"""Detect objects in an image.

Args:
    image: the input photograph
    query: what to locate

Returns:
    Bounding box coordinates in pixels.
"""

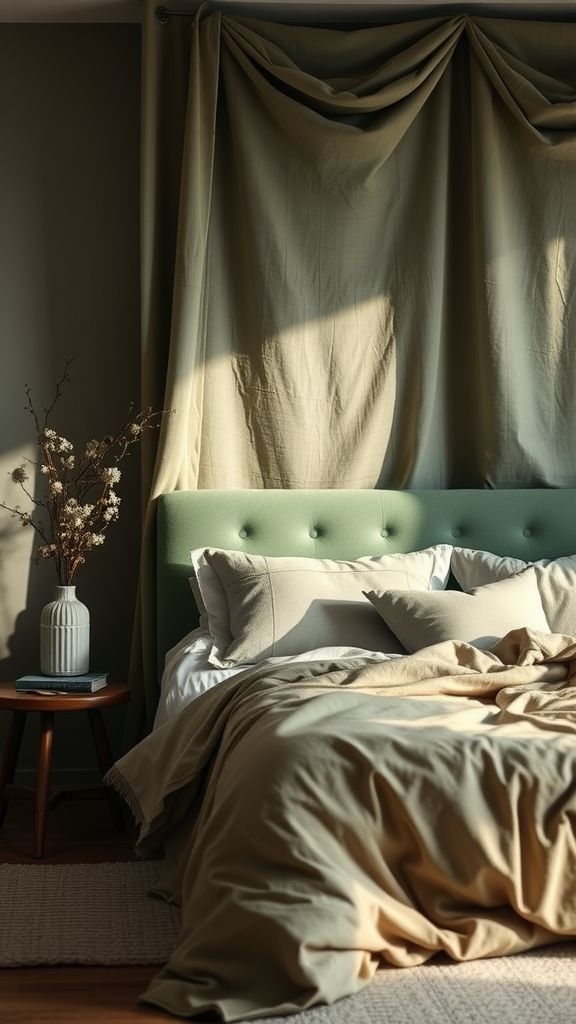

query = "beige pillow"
[364,567,551,653]
[451,548,576,636]
[191,545,453,667]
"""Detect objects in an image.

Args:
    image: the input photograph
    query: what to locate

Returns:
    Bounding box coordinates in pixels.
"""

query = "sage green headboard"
[155,488,576,682]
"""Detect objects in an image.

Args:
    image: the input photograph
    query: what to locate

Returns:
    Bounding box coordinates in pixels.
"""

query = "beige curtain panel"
[128,2,576,739]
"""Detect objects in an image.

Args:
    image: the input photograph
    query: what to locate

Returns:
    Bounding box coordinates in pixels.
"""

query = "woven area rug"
[2,862,576,1024]
[254,944,576,1024]
[0,860,181,967]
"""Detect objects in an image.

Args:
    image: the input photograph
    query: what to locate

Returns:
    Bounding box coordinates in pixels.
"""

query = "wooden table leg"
[35,710,54,858]
[0,710,27,827]
[87,707,125,830]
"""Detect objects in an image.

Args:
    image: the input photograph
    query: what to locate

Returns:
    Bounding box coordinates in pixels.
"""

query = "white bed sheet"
[153,627,400,730]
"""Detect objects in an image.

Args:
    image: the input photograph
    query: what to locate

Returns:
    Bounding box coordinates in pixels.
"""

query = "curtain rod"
[153,3,460,25]
[155,5,200,22]
[155,3,576,27]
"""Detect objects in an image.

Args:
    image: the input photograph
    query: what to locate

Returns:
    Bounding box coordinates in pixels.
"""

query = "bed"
[107,488,576,1021]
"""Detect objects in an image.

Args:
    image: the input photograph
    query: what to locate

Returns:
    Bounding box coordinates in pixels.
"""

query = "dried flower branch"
[1,357,171,585]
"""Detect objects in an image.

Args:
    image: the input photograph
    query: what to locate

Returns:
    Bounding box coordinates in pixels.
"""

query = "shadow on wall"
[0,608,42,683]
[0,518,41,678]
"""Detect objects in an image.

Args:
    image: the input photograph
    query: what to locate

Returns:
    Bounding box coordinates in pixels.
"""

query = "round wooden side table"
[0,681,130,858]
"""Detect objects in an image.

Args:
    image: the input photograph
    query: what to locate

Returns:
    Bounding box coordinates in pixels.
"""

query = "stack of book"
[16,672,109,693]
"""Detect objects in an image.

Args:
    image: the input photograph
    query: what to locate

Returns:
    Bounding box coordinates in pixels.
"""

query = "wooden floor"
[0,797,175,1024]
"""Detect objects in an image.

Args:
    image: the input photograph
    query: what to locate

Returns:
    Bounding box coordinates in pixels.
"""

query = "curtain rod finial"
[155,5,170,24]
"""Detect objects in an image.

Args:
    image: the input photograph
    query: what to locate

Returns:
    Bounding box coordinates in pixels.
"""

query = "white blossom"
[0,364,169,584]
[42,428,57,451]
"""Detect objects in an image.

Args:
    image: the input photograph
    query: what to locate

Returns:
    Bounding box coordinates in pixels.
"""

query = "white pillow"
[191,545,453,667]
[451,548,576,636]
[188,575,210,632]
[364,567,551,653]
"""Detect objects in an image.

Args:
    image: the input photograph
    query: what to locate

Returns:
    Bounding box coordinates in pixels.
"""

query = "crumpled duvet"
[106,628,576,1021]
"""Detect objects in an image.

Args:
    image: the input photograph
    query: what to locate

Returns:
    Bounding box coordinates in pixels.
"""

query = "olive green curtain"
[128,2,576,739]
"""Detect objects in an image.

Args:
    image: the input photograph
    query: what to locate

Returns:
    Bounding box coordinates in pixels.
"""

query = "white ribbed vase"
[40,585,90,676]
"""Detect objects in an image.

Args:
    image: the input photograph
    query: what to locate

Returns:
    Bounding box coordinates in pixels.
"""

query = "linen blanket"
[107,629,576,1021]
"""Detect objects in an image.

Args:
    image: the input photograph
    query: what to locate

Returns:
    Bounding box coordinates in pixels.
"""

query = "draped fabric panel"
[127,2,576,740]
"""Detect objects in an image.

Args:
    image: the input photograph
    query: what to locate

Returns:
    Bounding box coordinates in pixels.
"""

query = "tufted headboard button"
[523,527,532,538]
[309,528,319,539]
[238,527,249,540]
[451,527,462,539]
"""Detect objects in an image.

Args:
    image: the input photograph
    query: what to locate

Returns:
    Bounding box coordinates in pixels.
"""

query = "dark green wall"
[0,24,142,785]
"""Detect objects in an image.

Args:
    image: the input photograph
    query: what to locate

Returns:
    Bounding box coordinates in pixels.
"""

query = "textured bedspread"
[107,629,576,1021]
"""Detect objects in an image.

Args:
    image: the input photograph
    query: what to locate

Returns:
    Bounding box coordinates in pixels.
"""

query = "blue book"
[16,672,109,693]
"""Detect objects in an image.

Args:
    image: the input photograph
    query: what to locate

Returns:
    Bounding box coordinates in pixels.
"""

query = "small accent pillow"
[190,545,453,667]
[364,567,551,653]
[451,548,576,637]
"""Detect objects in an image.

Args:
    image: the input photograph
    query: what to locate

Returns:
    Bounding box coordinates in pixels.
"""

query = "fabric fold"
[467,18,576,142]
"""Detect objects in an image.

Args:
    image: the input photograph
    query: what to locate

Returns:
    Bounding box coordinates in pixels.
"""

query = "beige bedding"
[107,629,576,1021]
